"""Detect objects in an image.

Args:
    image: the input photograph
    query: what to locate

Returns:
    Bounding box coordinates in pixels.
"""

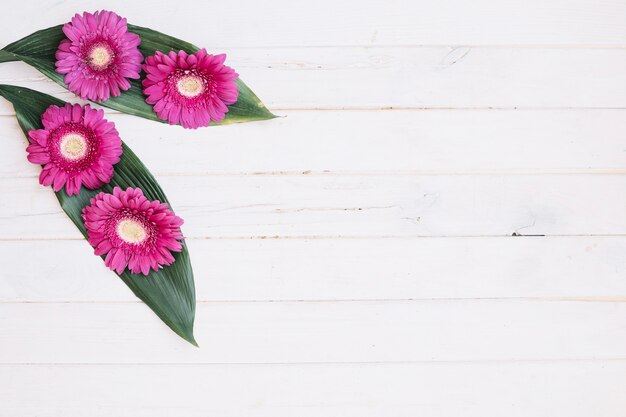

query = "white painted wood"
[2,300,626,363]
[1,47,625,112]
[0,1,624,415]
[0,174,624,239]
[1,237,626,302]
[1,0,625,47]
[2,361,624,417]
[2,110,626,178]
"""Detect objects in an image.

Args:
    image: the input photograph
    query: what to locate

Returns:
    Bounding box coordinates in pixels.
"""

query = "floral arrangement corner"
[0,9,277,344]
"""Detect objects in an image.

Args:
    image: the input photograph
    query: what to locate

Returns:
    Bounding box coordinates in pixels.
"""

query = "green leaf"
[0,84,197,345]
[1,24,276,126]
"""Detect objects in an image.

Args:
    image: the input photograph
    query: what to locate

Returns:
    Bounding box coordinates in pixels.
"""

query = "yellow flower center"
[89,44,113,69]
[117,219,147,244]
[176,75,204,98]
[59,133,88,160]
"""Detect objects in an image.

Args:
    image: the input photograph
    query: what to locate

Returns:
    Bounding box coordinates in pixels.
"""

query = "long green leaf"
[0,24,275,125]
[0,84,197,345]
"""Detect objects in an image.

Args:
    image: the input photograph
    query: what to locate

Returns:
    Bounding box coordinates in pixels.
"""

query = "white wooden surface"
[1,0,625,415]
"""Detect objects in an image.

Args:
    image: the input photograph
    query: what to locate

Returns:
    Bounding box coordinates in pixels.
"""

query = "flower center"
[59,132,88,161]
[87,43,114,70]
[176,75,205,98]
[116,219,148,244]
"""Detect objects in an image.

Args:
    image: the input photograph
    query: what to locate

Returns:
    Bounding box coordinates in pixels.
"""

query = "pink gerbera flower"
[82,187,184,275]
[55,10,143,101]
[142,49,239,129]
[27,103,123,196]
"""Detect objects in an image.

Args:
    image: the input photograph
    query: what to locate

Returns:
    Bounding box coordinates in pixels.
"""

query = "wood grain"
[0,47,625,112]
[0,174,624,239]
[2,361,625,417]
[2,300,626,363]
[0,1,624,415]
[0,0,625,47]
[2,110,626,178]
[1,237,626,302]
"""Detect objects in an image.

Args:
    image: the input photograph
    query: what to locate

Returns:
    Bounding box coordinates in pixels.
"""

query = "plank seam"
[6,169,626,179]
[2,107,626,116]
[1,296,625,304]
[1,234,626,241]
[2,357,626,366]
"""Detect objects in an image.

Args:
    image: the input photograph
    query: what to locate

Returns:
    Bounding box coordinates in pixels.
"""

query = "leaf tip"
[169,323,198,346]
[175,324,198,347]
[186,334,199,347]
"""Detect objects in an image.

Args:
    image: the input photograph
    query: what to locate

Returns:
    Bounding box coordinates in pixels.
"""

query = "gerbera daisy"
[55,10,143,101]
[142,49,239,129]
[27,103,123,196]
[82,187,185,275]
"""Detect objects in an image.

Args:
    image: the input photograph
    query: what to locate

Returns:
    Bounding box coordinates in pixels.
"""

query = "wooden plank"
[2,109,626,178]
[1,236,626,302]
[1,300,625,363]
[1,361,625,417]
[1,47,625,112]
[0,174,625,239]
[1,0,625,47]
